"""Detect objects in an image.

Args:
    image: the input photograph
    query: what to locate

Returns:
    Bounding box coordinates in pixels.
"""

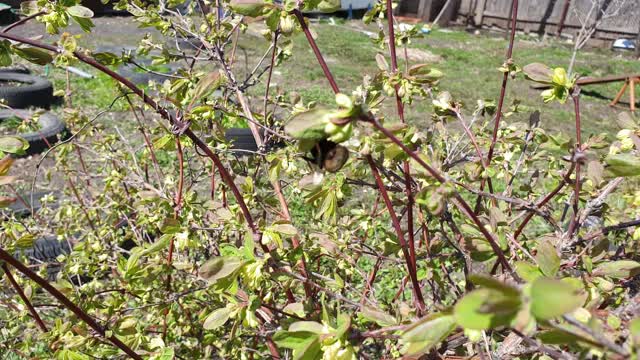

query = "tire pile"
[0,66,70,278]
[0,66,67,156]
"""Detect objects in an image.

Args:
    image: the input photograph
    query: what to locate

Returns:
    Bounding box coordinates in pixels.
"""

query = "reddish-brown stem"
[2,263,48,332]
[2,11,45,33]
[568,87,582,236]
[385,0,418,276]
[291,11,511,274]
[166,136,184,284]
[366,155,425,311]
[486,0,519,165]
[125,96,164,186]
[66,175,98,236]
[263,31,279,118]
[291,9,340,94]
[513,163,576,240]
[366,118,514,274]
[74,144,91,187]
[476,0,519,210]
[0,248,142,359]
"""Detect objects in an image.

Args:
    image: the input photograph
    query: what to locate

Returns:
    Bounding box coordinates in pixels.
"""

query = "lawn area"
[21,17,640,137]
[238,19,640,136]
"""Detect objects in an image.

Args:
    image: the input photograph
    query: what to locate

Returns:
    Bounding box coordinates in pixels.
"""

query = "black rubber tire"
[0,110,68,156]
[224,128,285,155]
[0,65,30,74]
[13,236,72,263]
[13,236,72,280]
[0,191,58,218]
[0,73,54,108]
[225,128,259,153]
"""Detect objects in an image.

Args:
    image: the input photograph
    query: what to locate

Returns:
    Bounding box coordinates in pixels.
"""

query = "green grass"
[29,19,640,138]
[240,22,640,136]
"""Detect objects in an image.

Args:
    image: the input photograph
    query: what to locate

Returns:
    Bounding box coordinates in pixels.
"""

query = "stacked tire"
[0,68,68,156]
[0,67,71,278]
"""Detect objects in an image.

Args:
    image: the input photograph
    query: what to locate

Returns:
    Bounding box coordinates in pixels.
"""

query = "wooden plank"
[610,81,628,107]
[474,0,487,25]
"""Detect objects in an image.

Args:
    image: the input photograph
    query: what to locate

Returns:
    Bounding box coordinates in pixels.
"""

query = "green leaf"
[0,136,28,155]
[150,348,175,360]
[203,307,232,330]
[0,196,15,208]
[159,218,181,234]
[469,274,520,297]
[199,256,246,284]
[229,0,269,17]
[15,234,36,249]
[93,52,122,66]
[515,261,543,282]
[630,318,640,349]
[536,239,560,277]
[191,71,224,103]
[454,288,521,330]
[284,109,330,148]
[401,313,456,355]
[0,156,13,176]
[140,234,172,257]
[273,331,322,360]
[605,153,640,177]
[530,278,584,320]
[11,46,53,65]
[67,5,94,18]
[0,40,12,67]
[593,260,640,279]
[270,222,298,236]
[289,321,326,334]
[361,306,397,327]
[317,0,341,12]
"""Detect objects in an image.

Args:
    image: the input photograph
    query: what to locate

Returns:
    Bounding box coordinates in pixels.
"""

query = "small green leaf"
[11,46,53,65]
[284,109,330,148]
[454,288,520,330]
[229,0,269,16]
[515,261,543,282]
[203,307,232,330]
[199,256,246,284]
[0,40,12,67]
[93,52,123,66]
[630,318,640,349]
[0,196,15,208]
[593,260,640,279]
[0,136,28,155]
[289,321,325,335]
[530,278,584,320]
[361,306,397,327]
[191,71,224,103]
[469,274,520,297]
[536,239,560,277]
[150,348,175,360]
[605,153,640,177]
[67,5,94,18]
[159,218,181,234]
[401,313,456,355]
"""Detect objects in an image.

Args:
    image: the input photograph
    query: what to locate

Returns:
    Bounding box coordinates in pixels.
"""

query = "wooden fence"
[457,0,640,42]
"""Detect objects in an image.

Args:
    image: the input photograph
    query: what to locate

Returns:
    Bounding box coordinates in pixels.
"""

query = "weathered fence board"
[457,0,640,40]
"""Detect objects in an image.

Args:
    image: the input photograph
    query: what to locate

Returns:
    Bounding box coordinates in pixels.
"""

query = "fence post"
[474,0,486,26]
[556,0,571,37]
